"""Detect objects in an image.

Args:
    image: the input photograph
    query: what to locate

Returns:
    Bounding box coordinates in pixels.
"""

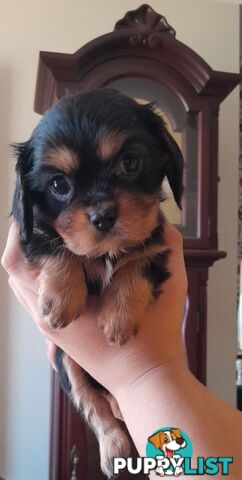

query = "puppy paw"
[38,254,87,329]
[39,290,85,329]
[99,313,139,345]
[175,467,183,477]
[98,271,150,346]
[100,428,131,478]
[156,468,165,477]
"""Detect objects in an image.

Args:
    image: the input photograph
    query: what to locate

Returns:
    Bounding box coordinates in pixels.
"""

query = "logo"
[147,427,192,476]
[113,427,233,476]
[146,427,233,477]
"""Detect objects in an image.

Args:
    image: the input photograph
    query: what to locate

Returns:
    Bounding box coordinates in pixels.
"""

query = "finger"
[105,393,124,422]
[1,223,23,272]
[2,223,39,292]
[157,223,188,299]
[164,221,183,251]
[45,339,58,372]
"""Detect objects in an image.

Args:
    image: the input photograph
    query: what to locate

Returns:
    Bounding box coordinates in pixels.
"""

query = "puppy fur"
[12,89,183,478]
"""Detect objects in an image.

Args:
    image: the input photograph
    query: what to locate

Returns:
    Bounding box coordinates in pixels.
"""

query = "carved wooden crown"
[115,4,176,37]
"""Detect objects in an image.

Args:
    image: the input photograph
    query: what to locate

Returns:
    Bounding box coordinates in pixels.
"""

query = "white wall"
[0,1,239,478]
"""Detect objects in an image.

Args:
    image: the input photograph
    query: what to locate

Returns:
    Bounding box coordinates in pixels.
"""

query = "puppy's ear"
[170,428,182,439]
[139,103,184,209]
[148,431,165,450]
[12,141,33,243]
[162,128,184,209]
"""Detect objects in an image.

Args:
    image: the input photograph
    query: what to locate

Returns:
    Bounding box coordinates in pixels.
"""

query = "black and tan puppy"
[12,89,183,477]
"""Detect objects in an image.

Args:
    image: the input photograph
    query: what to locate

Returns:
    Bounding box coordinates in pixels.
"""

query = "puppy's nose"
[176,437,184,445]
[88,206,117,232]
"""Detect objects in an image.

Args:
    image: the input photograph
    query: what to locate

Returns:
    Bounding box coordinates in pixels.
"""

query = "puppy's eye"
[49,175,73,198]
[118,154,143,176]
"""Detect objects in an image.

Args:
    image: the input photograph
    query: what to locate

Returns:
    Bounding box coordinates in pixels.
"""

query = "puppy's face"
[13,89,183,257]
[148,429,186,457]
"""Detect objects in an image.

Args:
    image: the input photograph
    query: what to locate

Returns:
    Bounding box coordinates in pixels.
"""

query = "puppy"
[149,429,186,476]
[12,89,183,477]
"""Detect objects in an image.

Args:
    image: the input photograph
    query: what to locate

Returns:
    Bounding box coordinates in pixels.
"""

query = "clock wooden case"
[33,5,240,479]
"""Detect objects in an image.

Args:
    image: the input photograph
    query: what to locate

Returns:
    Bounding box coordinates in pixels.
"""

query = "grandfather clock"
[34,5,240,479]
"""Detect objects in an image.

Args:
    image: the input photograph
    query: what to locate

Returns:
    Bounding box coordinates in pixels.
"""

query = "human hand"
[1,222,188,399]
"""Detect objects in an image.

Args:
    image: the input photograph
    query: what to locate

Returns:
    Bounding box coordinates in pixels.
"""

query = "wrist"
[111,339,186,394]
[112,344,189,455]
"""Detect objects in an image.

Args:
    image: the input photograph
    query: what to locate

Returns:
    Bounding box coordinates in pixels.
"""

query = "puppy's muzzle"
[88,205,117,232]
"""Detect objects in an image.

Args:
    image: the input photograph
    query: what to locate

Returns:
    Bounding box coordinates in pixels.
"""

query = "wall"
[0,1,239,479]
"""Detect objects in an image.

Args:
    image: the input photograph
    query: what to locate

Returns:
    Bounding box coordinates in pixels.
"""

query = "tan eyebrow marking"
[96,131,127,161]
[43,147,79,173]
